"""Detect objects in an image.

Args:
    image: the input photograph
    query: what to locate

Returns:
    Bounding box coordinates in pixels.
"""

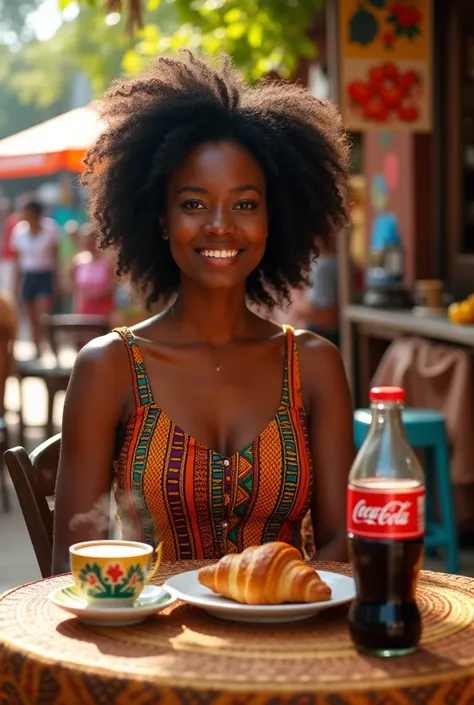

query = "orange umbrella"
[0,103,105,179]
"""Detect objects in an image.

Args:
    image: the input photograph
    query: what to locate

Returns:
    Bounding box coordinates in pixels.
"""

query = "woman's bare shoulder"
[294,329,348,396]
[60,330,134,437]
[294,328,340,358]
[72,331,129,378]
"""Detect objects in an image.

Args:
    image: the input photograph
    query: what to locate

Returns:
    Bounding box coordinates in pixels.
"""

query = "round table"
[1,561,474,705]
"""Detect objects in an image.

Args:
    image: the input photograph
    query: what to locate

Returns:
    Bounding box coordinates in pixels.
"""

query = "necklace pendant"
[216,364,222,372]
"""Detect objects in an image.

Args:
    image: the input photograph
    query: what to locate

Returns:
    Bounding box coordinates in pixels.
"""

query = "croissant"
[198,542,332,605]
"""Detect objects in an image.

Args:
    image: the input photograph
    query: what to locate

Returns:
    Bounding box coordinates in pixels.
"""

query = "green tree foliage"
[0,0,59,138]
[69,0,324,80]
[0,46,57,139]
[1,4,133,112]
[1,0,322,125]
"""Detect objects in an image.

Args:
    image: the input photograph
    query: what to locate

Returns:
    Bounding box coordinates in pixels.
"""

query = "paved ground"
[0,336,70,593]
[1,337,474,596]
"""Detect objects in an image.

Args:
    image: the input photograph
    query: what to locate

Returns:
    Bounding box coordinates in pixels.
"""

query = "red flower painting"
[348,1,424,49]
[387,3,423,40]
[347,61,422,125]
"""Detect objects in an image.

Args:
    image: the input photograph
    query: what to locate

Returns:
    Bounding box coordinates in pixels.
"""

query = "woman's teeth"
[199,249,239,259]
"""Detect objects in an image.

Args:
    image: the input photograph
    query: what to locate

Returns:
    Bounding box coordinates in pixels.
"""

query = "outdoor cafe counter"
[1,560,474,704]
[342,304,474,405]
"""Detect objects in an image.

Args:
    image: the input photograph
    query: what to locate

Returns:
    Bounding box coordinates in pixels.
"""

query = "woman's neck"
[171,283,252,345]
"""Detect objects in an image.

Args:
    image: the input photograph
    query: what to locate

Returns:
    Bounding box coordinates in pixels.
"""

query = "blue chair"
[354,408,459,574]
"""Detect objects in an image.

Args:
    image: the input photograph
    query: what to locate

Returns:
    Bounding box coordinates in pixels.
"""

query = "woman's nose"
[205,206,233,236]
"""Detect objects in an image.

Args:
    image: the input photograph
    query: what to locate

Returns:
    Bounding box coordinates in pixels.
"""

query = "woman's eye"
[234,200,258,211]
[181,199,206,210]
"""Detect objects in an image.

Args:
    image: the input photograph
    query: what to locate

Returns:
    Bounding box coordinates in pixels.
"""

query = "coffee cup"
[69,539,163,608]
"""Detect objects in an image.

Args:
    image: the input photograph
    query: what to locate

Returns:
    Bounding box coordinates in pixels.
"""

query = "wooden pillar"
[326,0,356,395]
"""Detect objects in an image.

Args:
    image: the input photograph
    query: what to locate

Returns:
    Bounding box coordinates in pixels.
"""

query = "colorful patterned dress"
[113,326,313,561]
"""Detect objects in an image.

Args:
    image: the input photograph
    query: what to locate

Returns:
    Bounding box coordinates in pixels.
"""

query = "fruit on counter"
[448,296,474,324]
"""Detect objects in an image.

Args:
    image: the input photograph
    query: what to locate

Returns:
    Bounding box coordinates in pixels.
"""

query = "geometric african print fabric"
[113,325,313,562]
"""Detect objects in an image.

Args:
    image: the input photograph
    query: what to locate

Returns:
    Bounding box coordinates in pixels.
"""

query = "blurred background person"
[0,196,28,296]
[58,219,80,313]
[289,236,339,347]
[0,198,14,294]
[70,223,115,319]
[11,201,59,358]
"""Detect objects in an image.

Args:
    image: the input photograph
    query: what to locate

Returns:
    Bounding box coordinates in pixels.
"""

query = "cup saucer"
[49,584,175,626]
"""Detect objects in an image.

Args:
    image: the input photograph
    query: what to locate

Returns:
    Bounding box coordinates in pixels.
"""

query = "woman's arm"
[298,332,355,562]
[52,334,129,575]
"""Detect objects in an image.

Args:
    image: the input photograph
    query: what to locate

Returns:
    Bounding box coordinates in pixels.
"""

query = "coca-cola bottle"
[347,386,425,657]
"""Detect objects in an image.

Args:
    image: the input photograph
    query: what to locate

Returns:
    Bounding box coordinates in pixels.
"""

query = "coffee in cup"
[69,539,163,607]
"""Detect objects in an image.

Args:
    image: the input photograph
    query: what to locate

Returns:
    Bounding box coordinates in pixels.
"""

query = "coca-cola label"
[347,484,425,540]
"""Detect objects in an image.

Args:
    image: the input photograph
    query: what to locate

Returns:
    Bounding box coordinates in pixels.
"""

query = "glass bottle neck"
[369,402,407,440]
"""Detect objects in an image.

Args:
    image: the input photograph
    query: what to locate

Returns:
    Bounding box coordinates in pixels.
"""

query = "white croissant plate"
[163,569,355,623]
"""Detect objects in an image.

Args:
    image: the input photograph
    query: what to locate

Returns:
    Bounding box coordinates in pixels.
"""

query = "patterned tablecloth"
[1,561,474,705]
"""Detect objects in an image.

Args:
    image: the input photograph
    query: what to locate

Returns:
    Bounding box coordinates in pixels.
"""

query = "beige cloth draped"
[372,337,474,526]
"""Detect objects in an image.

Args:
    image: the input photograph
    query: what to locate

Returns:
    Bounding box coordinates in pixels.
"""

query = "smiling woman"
[52,51,354,575]
[164,141,268,291]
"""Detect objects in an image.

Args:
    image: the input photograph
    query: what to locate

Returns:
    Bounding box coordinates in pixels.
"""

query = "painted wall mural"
[338,0,432,131]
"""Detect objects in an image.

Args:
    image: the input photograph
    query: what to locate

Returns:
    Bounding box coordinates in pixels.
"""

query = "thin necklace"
[170,306,223,372]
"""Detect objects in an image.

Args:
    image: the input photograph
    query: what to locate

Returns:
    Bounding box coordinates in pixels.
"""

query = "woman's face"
[165,140,268,292]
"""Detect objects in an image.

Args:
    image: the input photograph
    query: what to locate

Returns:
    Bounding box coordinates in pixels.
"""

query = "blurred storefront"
[326,0,474,535]
[323,0,474,397]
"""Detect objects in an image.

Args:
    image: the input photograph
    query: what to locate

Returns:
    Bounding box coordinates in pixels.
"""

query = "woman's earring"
[162,229,169,241]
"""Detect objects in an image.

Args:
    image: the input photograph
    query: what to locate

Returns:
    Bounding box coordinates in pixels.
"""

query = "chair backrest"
[41,313,110,358]
[4,433,61,578]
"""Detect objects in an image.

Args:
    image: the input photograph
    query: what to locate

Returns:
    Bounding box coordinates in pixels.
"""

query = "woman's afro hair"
[82,51,350,309]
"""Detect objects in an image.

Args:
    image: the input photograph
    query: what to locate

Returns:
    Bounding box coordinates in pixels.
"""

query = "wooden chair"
[0,417,9,511]
[4,433,61,578]
[0,322,15,511]
[15,314,110,444]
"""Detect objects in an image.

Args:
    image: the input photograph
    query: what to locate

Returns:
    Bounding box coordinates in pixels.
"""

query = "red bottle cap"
[369,386,405,402]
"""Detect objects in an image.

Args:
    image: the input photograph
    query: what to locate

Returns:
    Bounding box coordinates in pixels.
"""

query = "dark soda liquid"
[348,536,424,656]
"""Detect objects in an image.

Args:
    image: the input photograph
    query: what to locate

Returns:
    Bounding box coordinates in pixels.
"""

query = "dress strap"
[281,324,305,409]
[114,327,154,408]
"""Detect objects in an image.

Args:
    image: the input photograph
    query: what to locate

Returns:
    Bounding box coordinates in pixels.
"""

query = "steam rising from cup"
[69,491,154,544]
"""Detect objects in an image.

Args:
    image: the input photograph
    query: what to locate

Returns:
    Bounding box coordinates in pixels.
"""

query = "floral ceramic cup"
[69,540,163,608]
